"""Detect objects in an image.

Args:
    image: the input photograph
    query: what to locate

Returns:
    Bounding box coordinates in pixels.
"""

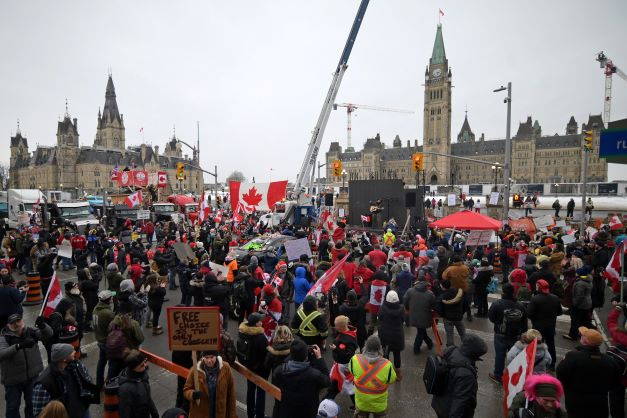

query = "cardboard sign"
[533,215,554,230]
[137,210,151,220]
[284,237,312,261]
[167,306,220,351]
[489,192,500,206]
[57,243,73,258]
[561,234,576,245]
[465,230,494,247]
[173,242,195,262]
[209,262,229,277]
[447,194,456,207]
[554,220,566,228]
[508,218,536,235]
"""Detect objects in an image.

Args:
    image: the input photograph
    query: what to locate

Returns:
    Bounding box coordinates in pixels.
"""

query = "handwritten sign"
[57,243,73,259]
[465,230,494,247]
[561,234,576,245]
[533,215,554,230]
[167,307,220,351]
[284,237,312,261]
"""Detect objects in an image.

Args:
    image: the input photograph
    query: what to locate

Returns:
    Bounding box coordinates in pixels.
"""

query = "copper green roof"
[430,24,446,65]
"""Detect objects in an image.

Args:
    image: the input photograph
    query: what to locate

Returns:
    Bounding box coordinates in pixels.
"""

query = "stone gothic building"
[9,76,204,196]
[326,24,607,187]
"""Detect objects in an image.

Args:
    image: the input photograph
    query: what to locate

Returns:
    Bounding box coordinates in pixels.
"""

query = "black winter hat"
[290,339,308,362]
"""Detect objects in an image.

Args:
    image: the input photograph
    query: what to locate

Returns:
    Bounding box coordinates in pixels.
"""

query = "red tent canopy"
[429,210,503,231]
[167,195,195,206]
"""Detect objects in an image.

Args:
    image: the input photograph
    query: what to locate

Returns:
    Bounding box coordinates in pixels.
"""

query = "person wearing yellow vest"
[382,229,396,248]
[291,295,329,347]
[348,335,396,417]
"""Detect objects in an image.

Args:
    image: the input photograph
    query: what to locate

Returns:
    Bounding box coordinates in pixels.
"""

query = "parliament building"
[326,24,608,187]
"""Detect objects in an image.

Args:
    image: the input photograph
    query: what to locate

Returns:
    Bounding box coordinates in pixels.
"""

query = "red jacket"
[341,262,357,289]
[331,247,348,263]
[70,235,87,250]
[368,250,388,269]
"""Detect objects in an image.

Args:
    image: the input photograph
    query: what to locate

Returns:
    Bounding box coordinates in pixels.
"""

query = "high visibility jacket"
[294,308,322,337]
[348,354,396,413]
[383,232,396,246]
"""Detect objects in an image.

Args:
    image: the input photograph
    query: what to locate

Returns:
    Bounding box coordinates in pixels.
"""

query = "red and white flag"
[229,180,288,212]
[117,170,133,187]
[198,191,210,223]
[439,8,444,16]
[308,253,350,296]
[503,339,537,414]
[360,215,371,223]
[41,273,62,318]
[610,215,624,231]
[368,279,387,314]
[214,210,223,224]
[125,191,143,208]
[133,170,149,187]
[603,242,626,287]
[110,164,120,182]
[157,171,167,188]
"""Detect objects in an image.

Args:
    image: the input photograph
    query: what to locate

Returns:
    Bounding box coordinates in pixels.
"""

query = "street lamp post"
[341,169,347,191]
[494,83,512,224]
[491,165,501,192]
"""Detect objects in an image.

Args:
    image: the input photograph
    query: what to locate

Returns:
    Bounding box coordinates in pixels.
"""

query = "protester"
[118,350,160,418]
[377,290,405,379]
[317,399,340,418]
[507,374,566,418]
[93,290,115,389]
[107,303,145,380]
[237,312,268,418]
[326,315,358,408]
[527,279,562,369]
[505,329,552,374]
[339,282,368,351]
[291,295,328,348]
[472,258,493,317]
[404,279,436,353]
[436,280,466,347]
[563,267,593,341]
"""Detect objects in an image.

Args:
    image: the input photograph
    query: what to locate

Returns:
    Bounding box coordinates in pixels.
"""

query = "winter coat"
[109,315,144,349]
[427,256,439,273]
[273,358,330,418]
[107,271,124,294]
[506,341,552,374]
[291,298,329,346]
[93,301,115,344]
[549,251,565,277]
[118,368,159,418]
[527,293,563,330]
[147,286,166,310]
[33,361,96,418]
[442,262,470,291]
[507,391,567,418]
[394,269,413,300]
[183,358,237,418]
[556,345,622,418]
[339,290,368,348]
[0,287,25,320]
[436,287,465,322]
[431,345,479,418]
[237,322,268,375]
[472,266,493,294]
[79,278,99,315]
[403,281,435,328]
[293,267,312,304]
[488,297,528,338]
[528,268,557,294]
[377,301,405,351]
[264,341,291,377]
[0,324,53,385]
[202,275,230,314]
[572,277,592,310]
[332,327,358,364]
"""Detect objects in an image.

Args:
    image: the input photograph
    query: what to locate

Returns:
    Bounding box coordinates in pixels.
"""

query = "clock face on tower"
[432,68,442,78]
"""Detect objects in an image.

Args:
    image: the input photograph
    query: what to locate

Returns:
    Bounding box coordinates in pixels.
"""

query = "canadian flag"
[117,170,133,187]
[503,339,537,414]
[214,210,223,224]
[125,191,143,208]
[603,242,626,292]
[157,171,167,188]
[133,170,149,187]
[229,181,288,212]
[198,191,210,223]
[308,253,350,296]
[368,279,387,315]
[610,215,624,231]
[41,273,62,318]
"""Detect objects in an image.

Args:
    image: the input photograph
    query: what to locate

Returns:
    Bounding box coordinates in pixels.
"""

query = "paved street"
[2,268,616,417]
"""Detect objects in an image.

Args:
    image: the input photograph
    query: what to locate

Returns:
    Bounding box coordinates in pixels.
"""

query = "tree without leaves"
[226,171,246,183]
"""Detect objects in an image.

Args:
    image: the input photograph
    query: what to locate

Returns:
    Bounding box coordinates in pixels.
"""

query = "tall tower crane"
[333,103,415,151]
[596,51,627,124]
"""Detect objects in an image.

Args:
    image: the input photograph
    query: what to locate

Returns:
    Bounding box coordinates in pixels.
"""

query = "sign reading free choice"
[600,129,627,164]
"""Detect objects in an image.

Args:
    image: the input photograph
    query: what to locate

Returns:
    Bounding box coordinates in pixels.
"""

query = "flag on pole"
[198,191,210,223]
[110,164,120,181]
[360,215,371,223]
[125,190,143,208]
[308,253,350,296]
[603,242,626,292]
[610,215,624,231]
[503,339,537,415]
[229,180,288,212]
[41,273,62,318]
[157,171,167,188]
[439,8,444,16]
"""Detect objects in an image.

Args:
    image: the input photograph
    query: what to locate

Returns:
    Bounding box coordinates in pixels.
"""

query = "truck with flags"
[7,188,46,228]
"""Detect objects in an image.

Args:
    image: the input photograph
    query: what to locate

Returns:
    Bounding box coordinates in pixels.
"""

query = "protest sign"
[554,219,566,227]
[447,194,456,207]
[533,215,554,230]
[209,262,229,278]
[466,230,494,247]
[561,234,576,245]
[489,192,500,206]
[508,218,536,235]
[137,210,151,220]
[167,306,220,351]
[284,237,312,261]
[173,242,195,262]
[57,243,72,259]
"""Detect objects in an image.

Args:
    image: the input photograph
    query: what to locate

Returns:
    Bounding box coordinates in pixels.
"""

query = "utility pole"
[580,124,596,232]
[494,82,512,224]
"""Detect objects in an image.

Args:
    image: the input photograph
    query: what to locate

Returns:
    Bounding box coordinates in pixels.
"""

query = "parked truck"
[7,189,45,228]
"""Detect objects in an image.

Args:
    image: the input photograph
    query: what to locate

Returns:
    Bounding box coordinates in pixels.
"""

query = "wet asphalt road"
[2,268,617,418]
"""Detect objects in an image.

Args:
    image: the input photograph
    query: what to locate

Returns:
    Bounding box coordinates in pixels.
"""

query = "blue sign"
[600,129,627,163]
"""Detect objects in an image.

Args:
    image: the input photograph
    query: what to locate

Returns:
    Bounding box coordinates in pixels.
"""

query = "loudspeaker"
[324,193,334,206]
[405,192,416,208]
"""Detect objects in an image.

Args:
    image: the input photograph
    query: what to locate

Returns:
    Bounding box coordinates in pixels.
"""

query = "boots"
[152,326,163,336]
[395,368,402,382]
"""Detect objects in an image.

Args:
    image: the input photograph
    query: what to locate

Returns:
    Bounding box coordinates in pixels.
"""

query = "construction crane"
[596,51,627,124]
[333,103,414,150]
[291,0,370,202]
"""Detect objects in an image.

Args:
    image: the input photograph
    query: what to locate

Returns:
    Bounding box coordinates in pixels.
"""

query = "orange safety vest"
[353,355,389,395]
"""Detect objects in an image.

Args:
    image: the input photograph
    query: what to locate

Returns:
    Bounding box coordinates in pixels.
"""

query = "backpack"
[551,279,565,298]
[423,353,476,396]
[106,324,129,360]
[220,331,237,365]
[606,345,627,379]
[233,278,246,303]
[499,307,524,338]
[236,333,255,368]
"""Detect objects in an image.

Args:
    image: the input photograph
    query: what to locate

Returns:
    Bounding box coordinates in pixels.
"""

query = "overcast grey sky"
[1,0,626,183]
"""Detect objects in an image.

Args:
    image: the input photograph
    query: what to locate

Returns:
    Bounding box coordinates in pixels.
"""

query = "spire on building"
[566,116,578,134]
[64,99,70,118]
[102,75,122,124]
[457,112,475,143]
[16,119,21,135]
[430,24,446,65]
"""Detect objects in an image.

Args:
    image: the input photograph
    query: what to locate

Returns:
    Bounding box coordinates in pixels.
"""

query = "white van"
[7,189,45,228]
[52,201,99,232]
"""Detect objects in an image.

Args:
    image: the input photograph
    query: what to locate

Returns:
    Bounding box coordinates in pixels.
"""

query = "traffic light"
[333,160,342,176]
[513,193,521,207]
[583,130,593,151]
[176,162,185,180]
[412,153,423,172]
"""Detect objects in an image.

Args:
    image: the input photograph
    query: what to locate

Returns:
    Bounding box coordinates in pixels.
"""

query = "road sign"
[137,209,151,220]
[600,129,627,163]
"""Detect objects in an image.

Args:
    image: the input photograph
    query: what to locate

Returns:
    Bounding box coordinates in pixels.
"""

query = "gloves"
[35,316,46,330]
[192,390,202,400]
[18,338,36,350]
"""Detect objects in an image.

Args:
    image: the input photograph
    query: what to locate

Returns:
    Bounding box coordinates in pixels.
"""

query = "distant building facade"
[9,76,204,196]
[326,24,607,187]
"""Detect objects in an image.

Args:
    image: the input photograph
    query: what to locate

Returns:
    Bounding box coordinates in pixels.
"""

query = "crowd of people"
[0,204,625,418]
